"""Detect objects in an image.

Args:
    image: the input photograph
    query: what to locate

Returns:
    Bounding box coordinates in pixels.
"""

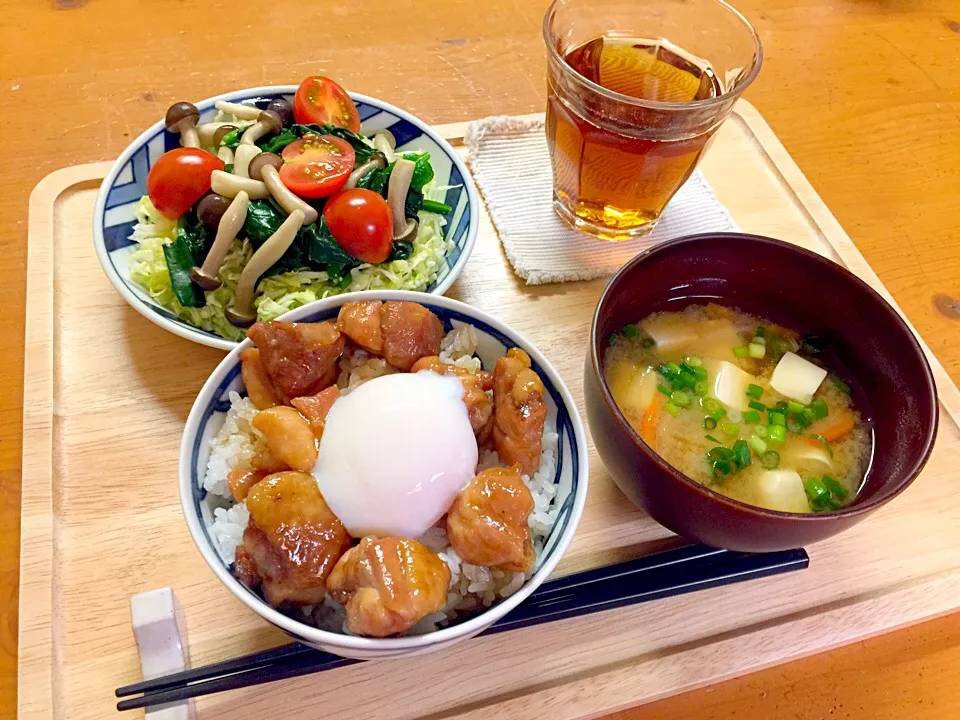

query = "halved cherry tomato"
[279,135,356,199]
[323,189,394,264]
[146,148,224,219]
[293,76,361,133]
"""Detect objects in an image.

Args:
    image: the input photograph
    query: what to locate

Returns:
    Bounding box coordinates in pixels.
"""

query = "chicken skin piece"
[234,545,262,590]
[247,321,345,401]
[227,468,268,502]
[326,537,450,637]
[492,348,547,474]
[239,348,280,410]
[336,301,383,354]
[446,466,535,572]
[252,406,318,473]
[380,301,444,371]
[410,356,494,443]
[291,386,341,442]
[242,471,351,608]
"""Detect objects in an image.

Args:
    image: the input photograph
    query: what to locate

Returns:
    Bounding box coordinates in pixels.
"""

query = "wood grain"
[2,0,959,718]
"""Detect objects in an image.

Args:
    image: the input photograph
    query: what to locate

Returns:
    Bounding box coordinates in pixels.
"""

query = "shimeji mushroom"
[198,121,244,146]
[233,144,262,178]
[211,125,238,164]
[214,100,263,121]
[343,155,387,189]
[190,191,250,291]
[240,109,283,146]
[372,129,396,162]
[210,169,269,199]
[387,158,418,241]
[225,209,305,327]
[264,98,294,128]
[165,102,201,148]
[248,153,319,225]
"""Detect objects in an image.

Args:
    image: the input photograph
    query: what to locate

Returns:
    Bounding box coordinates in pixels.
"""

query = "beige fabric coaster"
[465,114,739,285]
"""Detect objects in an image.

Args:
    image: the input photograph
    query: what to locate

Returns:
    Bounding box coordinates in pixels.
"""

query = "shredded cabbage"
[126,180,454,340]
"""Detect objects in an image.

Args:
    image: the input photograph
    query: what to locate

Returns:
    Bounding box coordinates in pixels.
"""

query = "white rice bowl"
[201,322,563,636]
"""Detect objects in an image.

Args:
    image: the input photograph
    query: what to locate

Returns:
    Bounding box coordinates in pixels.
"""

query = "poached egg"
[312,371,478,539]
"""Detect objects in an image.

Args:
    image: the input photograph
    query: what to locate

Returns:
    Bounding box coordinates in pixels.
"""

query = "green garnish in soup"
[604,303,871,514]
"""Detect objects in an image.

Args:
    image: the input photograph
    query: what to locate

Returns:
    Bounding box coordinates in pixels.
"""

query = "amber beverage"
[544,0,763,241]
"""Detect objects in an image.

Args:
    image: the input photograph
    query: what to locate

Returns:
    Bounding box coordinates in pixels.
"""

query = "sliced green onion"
[748,399,766,412]
[749,434,768,456]
[802,407,817,424]
[720,421,740,437]
[712,459,732,479]
[421,198,453,214]
[702,398,722,414]
[769,411,786,427]
[694,380,707,396]
[761,450,781,469]
[692,366,708,380]
[756,326,766,338]
[642,336,655,349]
[742,410,761,424]
[807,433,834,458]
[711,408,727,422]
[684,356,703,368]
[752,335,766,346]
[671,391,692,408]
[705,434,722,443]
[809,398,829,419]
[733,346,749,358]
[608,333,619,345]
[704,417,718,430]
[822,475,848,499]
[804,477,841,512]
[753,424,769,438]
[733,439,751,468]
[787,401,805,415]
[775,401,788,411]
[622,324,639,338]
[665,361,681,376]
[664,402,681,418]
[768,424,786,443]
[657,384,672,396]
[748,342,766,359]
[746,384,764,399]
[708,446,735,461]
[788,413,812,431]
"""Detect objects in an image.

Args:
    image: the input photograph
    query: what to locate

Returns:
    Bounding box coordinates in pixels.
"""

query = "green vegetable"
[223,163,234,174]
[769,410,786,427]
[746,384,764,399]
[742,410,761,424]
[768,424,786,443]
[704,417,718,430]
[162,234,203,308]
[693,380,707,396]
[403,152,435,191]
[684,355,703,368]
[711,459,732,479]
[608,333,619,345]
[622,324,639,338]
[257,128,299,154]
[733,439,751,468]
[775,401,788,411]
[711,408,727,422]
[753,424,769,439]
[303,218,359,268]
[761,450,780,469]
[755,326,766,338]
[720,421,739,437]
[421,199,453,214]
[787,400,805,415]
[809,398,829,419]
[748,399,766,412]
[405,187,424,218]
[664,402,682,418]
[671,391,692,408]
[733,346,749,358]
[657,384,672,396]
[388,242,414,261]
[821,475,848,499]
[244,200,286,247]
[748,434,768,455]
[221,128,242,148]
[807,433,834,458]
[702,398,722,415]
[748,342,766,359]
[705,434,721,443]
[176,211,210,261]
[804,476,844,512]
[708,447,735,461]
[356,163,391,194]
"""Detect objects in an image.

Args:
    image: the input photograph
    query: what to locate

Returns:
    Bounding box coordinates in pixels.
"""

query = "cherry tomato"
[146,148,224,219]
[279,135,355,199]
[293,76,361,133]
[323,189,394,264]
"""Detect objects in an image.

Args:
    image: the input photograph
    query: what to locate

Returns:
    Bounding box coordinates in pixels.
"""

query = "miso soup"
[604,304,871,514]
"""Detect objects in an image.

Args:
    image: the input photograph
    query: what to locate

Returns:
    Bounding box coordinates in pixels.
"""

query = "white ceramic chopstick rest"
[130,588,195,720]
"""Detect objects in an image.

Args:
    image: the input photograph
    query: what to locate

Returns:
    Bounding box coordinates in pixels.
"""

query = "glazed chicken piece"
[380,301,444,371]
[410,356,494,443]
[336,301,383,354]
[492,348,547,474]
[242,471,351,608]
[446,466,535,572]
[252,406,318,473]
[227,468,268,502]
[239,348,280,410]
[247,321,345,401]
[326,537,450,637]
[234,545,262,590]
[291,386,341,442]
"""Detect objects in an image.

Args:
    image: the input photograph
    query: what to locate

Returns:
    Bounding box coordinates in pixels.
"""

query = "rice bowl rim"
[94,85,481,352]
[179,289,590,651]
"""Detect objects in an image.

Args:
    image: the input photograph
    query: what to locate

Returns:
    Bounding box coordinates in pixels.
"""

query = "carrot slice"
[816,411,856,443]
[640,393,664,449]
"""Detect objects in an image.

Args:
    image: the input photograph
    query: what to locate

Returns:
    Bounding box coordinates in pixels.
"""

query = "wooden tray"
[19,101,960,720]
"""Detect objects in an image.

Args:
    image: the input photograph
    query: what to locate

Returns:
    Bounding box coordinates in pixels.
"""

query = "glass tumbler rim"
[542,0,764,113]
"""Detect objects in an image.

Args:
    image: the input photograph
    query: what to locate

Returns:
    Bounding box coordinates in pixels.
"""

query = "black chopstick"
[116,544,808,711]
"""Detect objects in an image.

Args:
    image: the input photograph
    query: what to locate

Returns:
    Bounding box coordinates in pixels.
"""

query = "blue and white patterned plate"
[94,86,480,351]
[179,291,589,660]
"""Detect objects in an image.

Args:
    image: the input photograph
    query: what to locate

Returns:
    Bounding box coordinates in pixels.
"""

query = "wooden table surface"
[2,1,959,718]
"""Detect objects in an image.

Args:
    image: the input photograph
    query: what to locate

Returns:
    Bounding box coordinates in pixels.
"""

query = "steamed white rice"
[201,325,561,633]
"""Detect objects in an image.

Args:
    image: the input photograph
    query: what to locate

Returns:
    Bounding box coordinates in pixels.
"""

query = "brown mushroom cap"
[197,193,234,227]
[265,99,294,128]
[165,102,200,132]
[258,109,283,134]
[211,124,238,146]
[248,153,284,181]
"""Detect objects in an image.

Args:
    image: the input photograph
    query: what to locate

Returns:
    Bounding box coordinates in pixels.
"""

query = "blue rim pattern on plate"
[189,306,580,634]
[95,87,479,351]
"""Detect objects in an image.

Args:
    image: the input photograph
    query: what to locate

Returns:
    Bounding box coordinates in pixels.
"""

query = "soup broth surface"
[604,304,871,514]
